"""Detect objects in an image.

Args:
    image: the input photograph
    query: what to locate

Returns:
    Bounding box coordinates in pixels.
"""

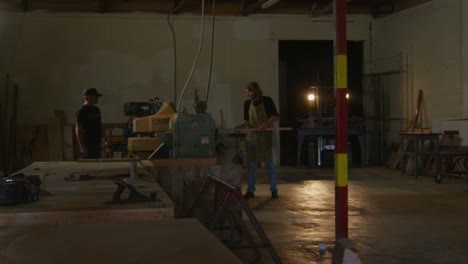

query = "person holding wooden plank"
[75,88,103,159]
[236,82,279,199]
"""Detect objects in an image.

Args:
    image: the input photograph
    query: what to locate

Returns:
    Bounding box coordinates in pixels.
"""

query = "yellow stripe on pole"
[335,55,348,89]
[335,153,348,187]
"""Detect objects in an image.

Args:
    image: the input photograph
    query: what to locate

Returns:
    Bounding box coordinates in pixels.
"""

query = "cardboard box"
[128,137,161,151]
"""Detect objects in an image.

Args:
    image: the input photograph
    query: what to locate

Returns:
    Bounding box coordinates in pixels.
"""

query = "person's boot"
[271,191,279,199]
[243,191,255,199]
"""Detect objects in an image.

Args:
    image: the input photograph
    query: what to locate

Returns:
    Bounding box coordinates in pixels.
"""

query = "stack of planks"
[0,73,69,174]
[15,111,66,164]
[48,110,66,161]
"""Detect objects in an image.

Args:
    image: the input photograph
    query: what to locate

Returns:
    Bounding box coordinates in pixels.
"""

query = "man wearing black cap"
[75,88,103,159]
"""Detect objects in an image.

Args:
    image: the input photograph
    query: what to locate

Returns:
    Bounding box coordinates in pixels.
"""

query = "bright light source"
[346,93,349,99]
[307,93,316,101]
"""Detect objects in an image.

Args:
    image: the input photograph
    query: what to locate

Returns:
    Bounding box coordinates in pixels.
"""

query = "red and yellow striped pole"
[334,0,348,239]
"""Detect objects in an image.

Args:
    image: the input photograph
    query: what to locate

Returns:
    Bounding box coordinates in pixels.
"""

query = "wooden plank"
[63,124,75,161]
[150,157,217,167]
[31,125,50,162]
[393,90,424,169]
[77,158,139,162]
[69,168,130,179]
[47,115,64,161]
[0,73,10,176]
[0,207,173,226]
[221,127,293,132]
[7,84,18,174]
[407,89,423,132]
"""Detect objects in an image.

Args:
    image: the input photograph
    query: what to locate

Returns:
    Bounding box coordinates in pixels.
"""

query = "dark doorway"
[278,40,364,166]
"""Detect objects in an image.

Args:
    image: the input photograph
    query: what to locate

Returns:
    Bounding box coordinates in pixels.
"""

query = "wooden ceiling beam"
[0,0,22,11]
[393,0,431,12]
[21,0,433,16]
[28,0,100,12]
[170,0,184,14]
[348,1,394,17]
[105,0,173,13]
[242,2,262,16]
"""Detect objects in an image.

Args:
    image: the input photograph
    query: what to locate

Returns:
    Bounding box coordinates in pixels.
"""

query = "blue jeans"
[246,161,278,193]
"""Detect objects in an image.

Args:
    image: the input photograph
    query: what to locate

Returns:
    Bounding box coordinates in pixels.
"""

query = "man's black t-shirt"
[76,105,102,145]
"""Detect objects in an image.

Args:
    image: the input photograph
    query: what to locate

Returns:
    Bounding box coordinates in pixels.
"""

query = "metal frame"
[188,174,281,264]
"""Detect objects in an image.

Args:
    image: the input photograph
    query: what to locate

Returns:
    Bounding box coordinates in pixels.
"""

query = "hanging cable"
[177,0,206,112]
[205,0,216,103]
[167,0,186,104]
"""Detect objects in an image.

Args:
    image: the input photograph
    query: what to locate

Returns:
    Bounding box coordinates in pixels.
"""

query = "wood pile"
[15,113,66,164]
[0,73,131,172]
[48,110,66,161]
[0,73,67,174]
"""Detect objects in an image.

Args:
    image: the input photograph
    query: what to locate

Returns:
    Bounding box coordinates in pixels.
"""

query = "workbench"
[297,127,366,167]
[0,160,246,263]
[399,132,440,177]
[0,219,242,263]
[0,161,174,225]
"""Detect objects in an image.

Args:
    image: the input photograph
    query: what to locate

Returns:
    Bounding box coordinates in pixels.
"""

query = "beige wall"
[372,0,464,126]
[0,12,370,163]
[0,12,370,126]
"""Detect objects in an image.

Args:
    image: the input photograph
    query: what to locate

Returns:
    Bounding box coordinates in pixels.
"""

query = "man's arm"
[75,122,87,156]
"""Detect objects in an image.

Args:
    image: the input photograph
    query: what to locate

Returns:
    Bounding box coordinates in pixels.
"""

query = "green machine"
[157,113,223,158]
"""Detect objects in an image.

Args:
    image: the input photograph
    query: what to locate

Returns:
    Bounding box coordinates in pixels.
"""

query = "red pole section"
[334,0,348,239]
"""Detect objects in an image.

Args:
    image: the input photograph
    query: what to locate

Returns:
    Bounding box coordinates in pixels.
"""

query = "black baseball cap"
[83,88,102,96]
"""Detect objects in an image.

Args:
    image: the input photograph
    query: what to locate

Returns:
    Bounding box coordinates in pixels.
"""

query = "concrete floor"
[234,166,468,264]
